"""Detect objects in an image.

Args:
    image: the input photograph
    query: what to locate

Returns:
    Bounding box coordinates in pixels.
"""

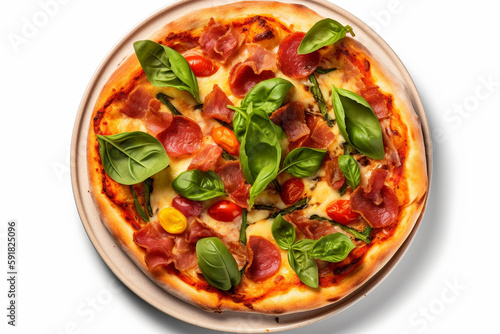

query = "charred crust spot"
[254,30,274,42]
[356,156,370,167]
[244,303,254,310]
[364,59,370,72]
[327,297,340,303]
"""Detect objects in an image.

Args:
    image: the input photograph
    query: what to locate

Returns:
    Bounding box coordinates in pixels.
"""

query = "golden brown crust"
[87,1,428,315]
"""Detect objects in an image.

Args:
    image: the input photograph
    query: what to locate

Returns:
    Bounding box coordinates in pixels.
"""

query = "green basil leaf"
[310,233,355,262]
[298,18,354,54]
[288,239,318,288]
[172,170,227,201]
[239,108,281,208]
[196,237,241,291]
[268,197,309,219]
[130,185,149,222]
[134,40,200,103]
[239,78,294,115]
[332,85,384,160]
[338,155,360,190]
[232,109,250,143]
[280,147,327,178]
[308,73,334,127]
[97,131,169,185]
[309,215,371,244]
[271,214,296,250]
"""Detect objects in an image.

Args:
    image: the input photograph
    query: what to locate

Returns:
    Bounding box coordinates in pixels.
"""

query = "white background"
[1,0,499,333]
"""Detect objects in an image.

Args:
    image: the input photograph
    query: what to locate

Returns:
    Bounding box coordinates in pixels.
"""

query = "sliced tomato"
[212,127,240,155]
[280,178,305,205]
[172,195,203,217]
[185,55,218,77]
[326,199,359,225]
[208,200,242,222]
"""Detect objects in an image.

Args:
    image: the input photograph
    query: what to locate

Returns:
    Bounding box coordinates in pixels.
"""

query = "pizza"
[87,1,428,314]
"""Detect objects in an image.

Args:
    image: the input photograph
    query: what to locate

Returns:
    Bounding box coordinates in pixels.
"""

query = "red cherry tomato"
[185,55,218,77]
[326,199,359,225]
[280,178,305,205]
[172,196,203,217]
[208,200,242,222]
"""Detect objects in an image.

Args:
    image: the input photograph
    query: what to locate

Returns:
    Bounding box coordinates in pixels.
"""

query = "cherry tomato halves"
[326,199,359,225]
[208,200,242,222]
[185,55,218,77]
[280,178,305,205]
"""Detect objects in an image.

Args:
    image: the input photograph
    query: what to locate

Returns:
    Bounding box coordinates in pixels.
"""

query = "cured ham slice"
[350,169,399,228]
[286,211,340,240]
[324,155,345,189]
[290,115,335,150]
[199,18,243,63]
[187,144,223,171]
[245,236,281,281]
[270,101,310,142]
[203,85,235,123]
[145,99,173,136]
[156,116,203,157]
[277,32,320,79]
[216,161,250,208]
[359,85,390,120]
[133,222,177,270]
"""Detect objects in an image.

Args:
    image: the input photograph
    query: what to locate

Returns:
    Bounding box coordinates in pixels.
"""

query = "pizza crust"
[87,1,428,315]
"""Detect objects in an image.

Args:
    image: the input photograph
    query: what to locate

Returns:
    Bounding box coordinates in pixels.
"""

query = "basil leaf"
[288,239,318,288]
[143,178,153,217]
[172,170,227,201]
[196,237,241,291]
[310,233,355,263]
[309,215,371,244]
[156,93,182,116]
[280,147,327,178]
[308,73,334,127]
[130,185,149,222]
[239,78,294,115]
[268,197,309,219]
[97,131,169,185]
[232,109,250,142]
[239,108,281,208]
[332,85,384,160]
[271,214,296,250]
[134,40,200,103]
[239,209,248,245]
[298,18,355,54]
[338,155,360,190]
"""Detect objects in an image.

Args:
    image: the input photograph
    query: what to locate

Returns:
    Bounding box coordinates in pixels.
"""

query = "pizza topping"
[185,55,218,77]
[290,115,335,150]
[236,77,294,115]
[212,127,240,155]
[187,219,220,244]
[229,63,275,98]
[230,184,251,210]
[97,131,170,185]
[277,32,320,79]
[270,101,310,142]
[280,147,326,178]
[216,161,246,194]
[324,155,345,190]
[280,178,305,205]
[119,86,155,119]
[208,200,243,222]
[297,18,354,54]
[308,73,335,127]
[359,85,390,120]
[133,40,200,103]
[350,170,399,228]
[187,144,223,172]
[337,155,361,190]
[309,215,372,244]
[326,199,359,225]
[156,93,182,116]
[144,101,174,136]
[156,116,203,157]
[172,196,203,218]
[196,237,242,291]
[203,85,235,123]
[287,211,339,240]
[133,222,176,270]
[245,236,281,282]
[158,206,188,234]
[199,18,243,64]
[381,119,402,167]
[172,169,227,201]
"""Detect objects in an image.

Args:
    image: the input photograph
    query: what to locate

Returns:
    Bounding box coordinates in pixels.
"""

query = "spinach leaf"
[130,185,149,222]
[309,215,371,244]
[308,73,334,127]
[271,214,296,250]
[196,237,241,291]
[298,18,355,54]
[143,178,153,217]
[268,197,309,219]
[156,93,182,115]
[134,40,200,103]
[238,78,294,115]
[288,239,318,288]
[332,85,384,160]
[309,233,355,262]
[172,170,227,201]
[239,209,248,245]
[280,147,327,178]
[338,155,360,190]
[97,131,169,185]
[239,108,281,208]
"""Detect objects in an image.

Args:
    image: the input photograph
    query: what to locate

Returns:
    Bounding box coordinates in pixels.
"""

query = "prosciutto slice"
[187,144,223,171]
[359,85,390,120]
[203,85,235,123]
[270,101,310,142]
[290,115,335,150]
[199,18,243,63]
[286,211,340,240]
[216,161,250,208]
[324,155,345,190]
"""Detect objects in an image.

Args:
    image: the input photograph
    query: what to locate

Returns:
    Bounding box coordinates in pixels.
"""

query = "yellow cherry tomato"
[212,126,240,155]
[158,207,187,234]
